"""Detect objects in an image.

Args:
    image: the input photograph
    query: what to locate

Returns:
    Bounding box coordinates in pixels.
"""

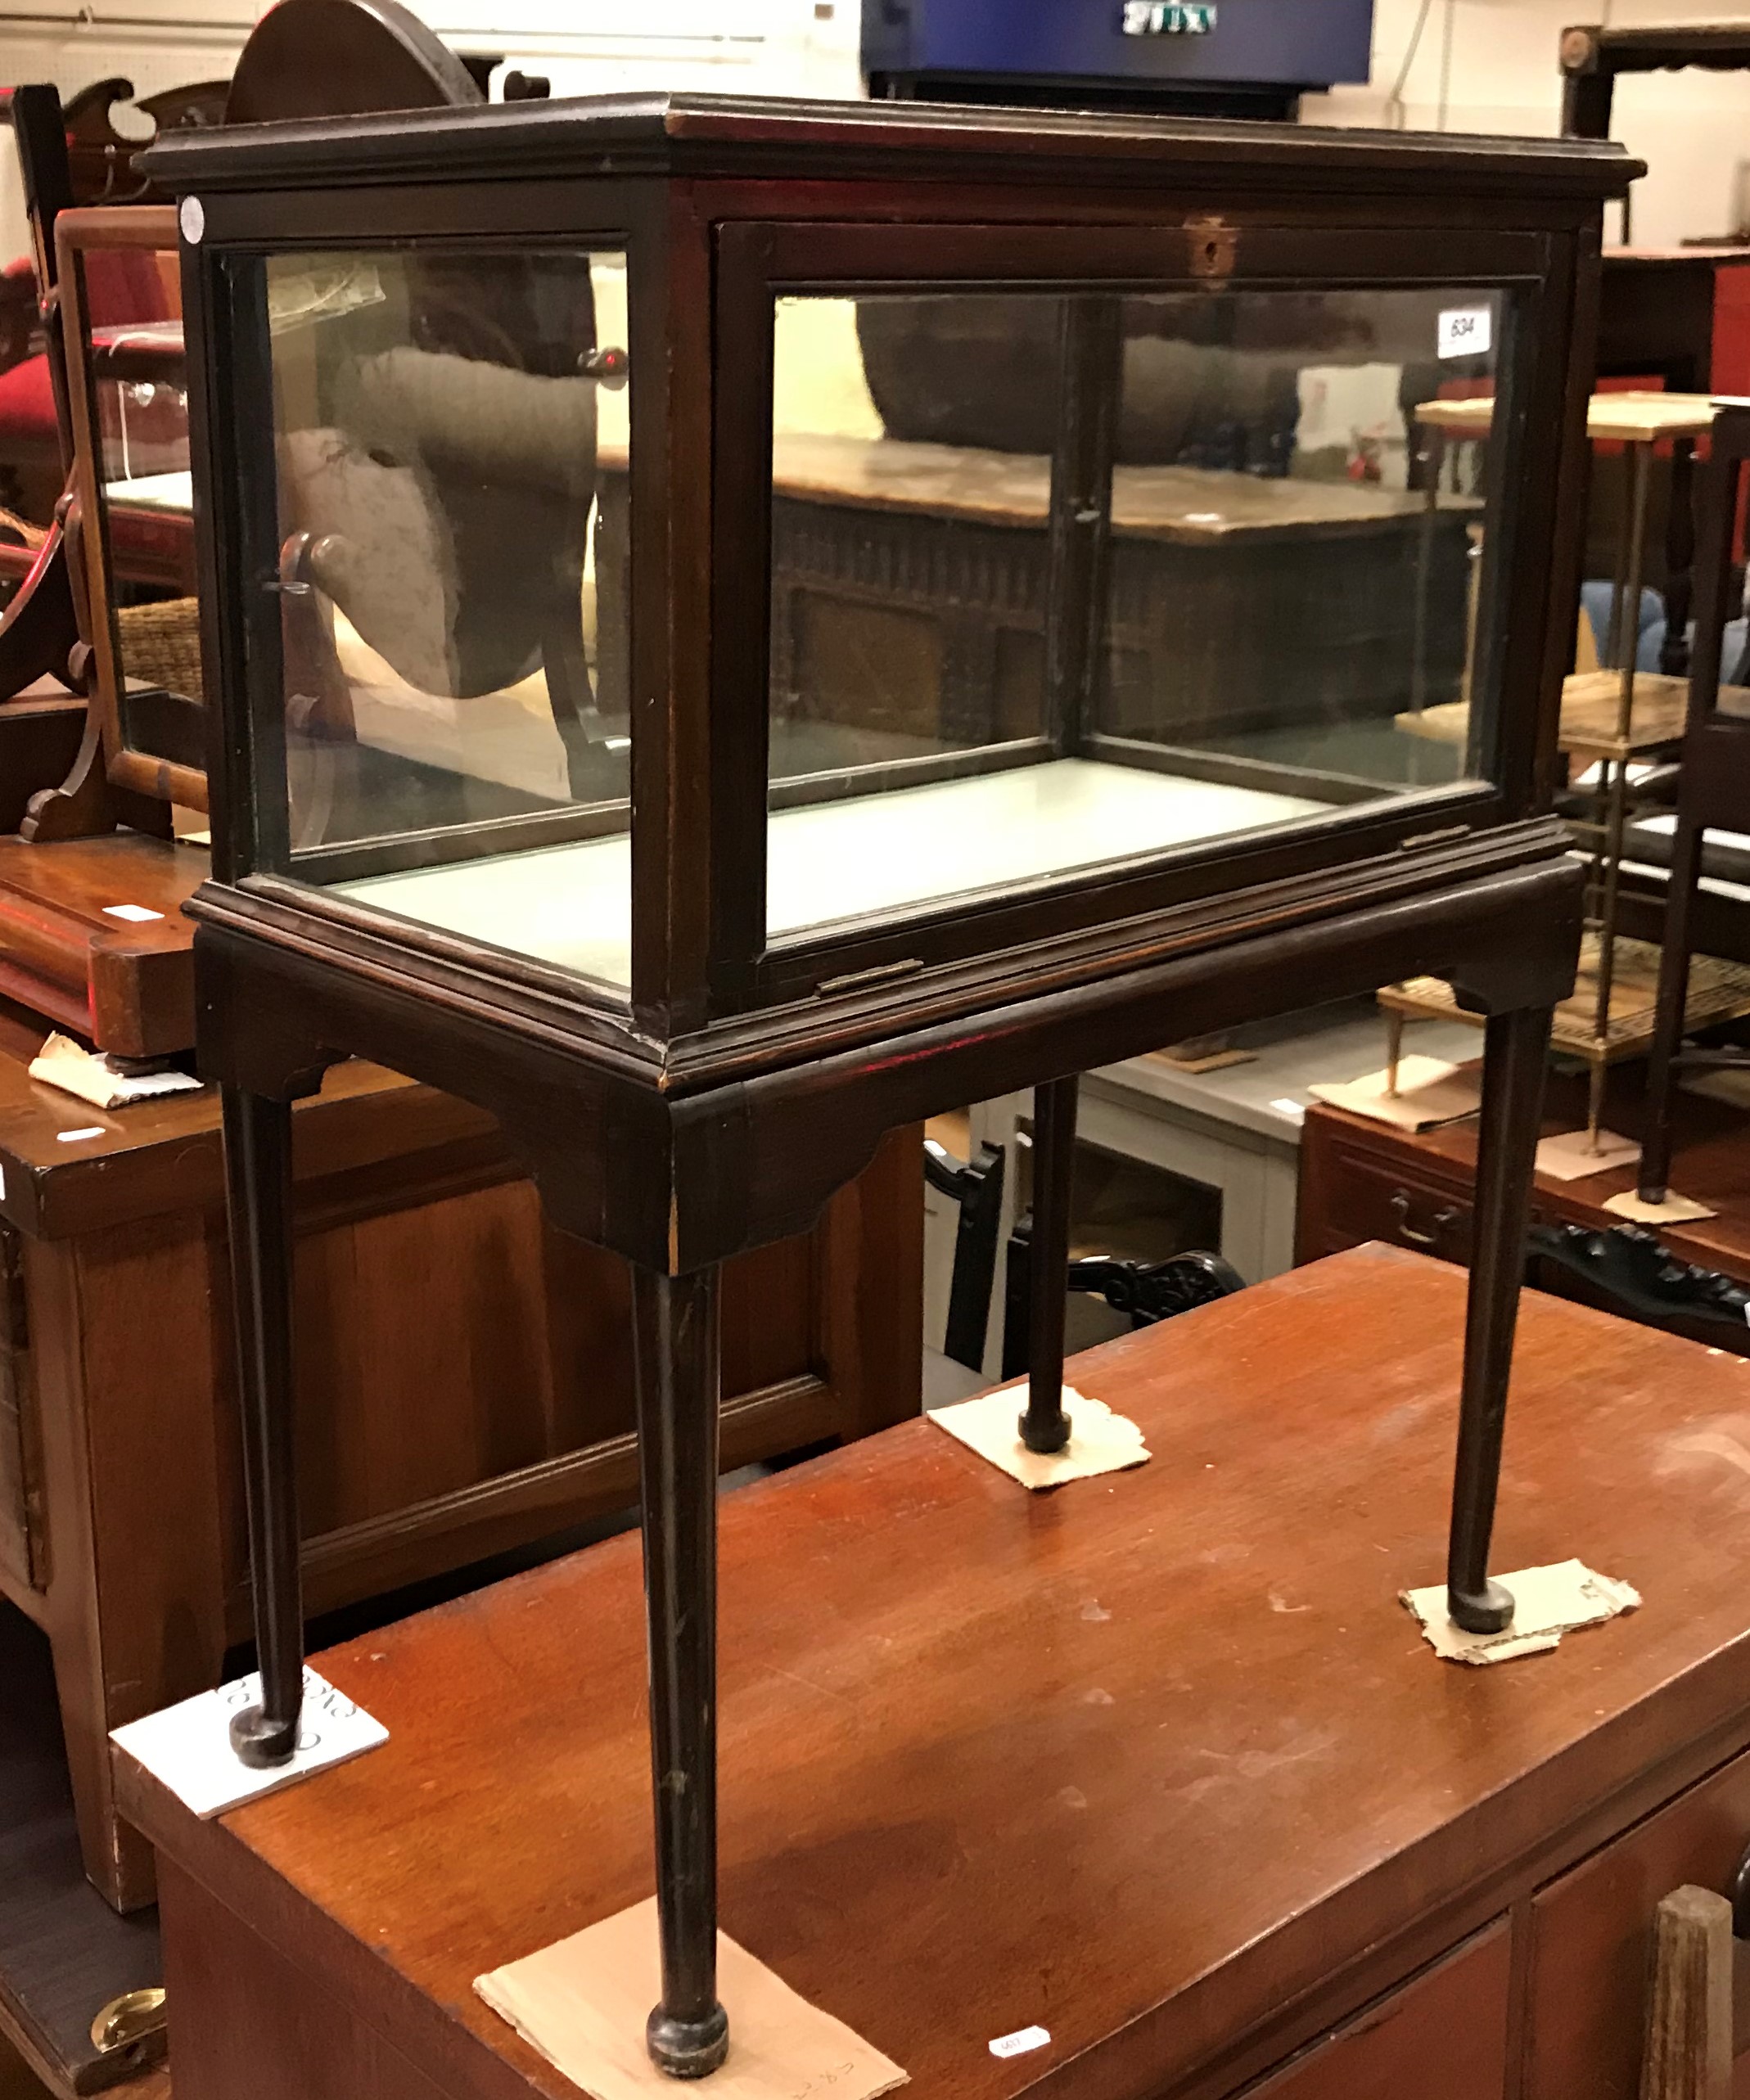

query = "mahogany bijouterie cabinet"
[141,95,1631,2075]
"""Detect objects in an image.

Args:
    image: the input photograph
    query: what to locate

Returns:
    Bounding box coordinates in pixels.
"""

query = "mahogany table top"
[120,1245,1750,2100]
[0,983,495,1242]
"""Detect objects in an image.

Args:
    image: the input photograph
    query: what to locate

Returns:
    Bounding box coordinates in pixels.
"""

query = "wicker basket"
[118,597,205,703]
[0,507,47,552]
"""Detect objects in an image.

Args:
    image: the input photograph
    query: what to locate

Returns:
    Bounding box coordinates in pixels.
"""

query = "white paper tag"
[1268,1095,1307,1124]
[1401,1560,1640,1666]
[102,903,164,923]
[31,1032,202,1111]
[927,1385,1149,1490]
[990,2027,1050,2059]
[1438,306,1492,360]
[111,1666,388,1818]
[56,1125,106,1142]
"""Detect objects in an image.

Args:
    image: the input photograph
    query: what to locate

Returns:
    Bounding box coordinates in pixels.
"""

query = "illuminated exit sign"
[1122,2,1217,34]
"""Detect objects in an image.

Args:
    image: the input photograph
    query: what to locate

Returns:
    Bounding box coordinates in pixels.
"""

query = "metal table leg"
[1385,1007,1405,1097]
[1410,423,1446,716]
[1589,751,1633,1148]
[1660,435,1697,678]
[1586,439,1654,1152]
[1640,809,1707,1203]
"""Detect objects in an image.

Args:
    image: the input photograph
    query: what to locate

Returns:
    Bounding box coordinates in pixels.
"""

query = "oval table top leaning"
[136,82,1634,2075]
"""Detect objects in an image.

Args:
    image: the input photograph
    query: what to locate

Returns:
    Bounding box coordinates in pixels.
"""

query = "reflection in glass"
[767,286,1506,942]
[266,248,632,989]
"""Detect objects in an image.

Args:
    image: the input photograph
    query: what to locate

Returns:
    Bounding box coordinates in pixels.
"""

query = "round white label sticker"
[179,195,205,246]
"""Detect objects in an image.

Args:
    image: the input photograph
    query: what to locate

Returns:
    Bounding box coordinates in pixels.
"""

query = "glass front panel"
[264,247,632,990]
[766,284,1510,944]
[78,241,200,770]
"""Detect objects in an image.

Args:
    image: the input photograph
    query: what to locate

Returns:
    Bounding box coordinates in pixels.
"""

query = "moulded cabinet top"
[138,89,1641,202]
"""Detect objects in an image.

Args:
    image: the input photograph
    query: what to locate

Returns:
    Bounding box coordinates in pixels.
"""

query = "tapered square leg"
[632,1265,729,2078]
[219,1084,305,1766]
[1020,1075,1078,1454]
[1446,1005,1553,1634]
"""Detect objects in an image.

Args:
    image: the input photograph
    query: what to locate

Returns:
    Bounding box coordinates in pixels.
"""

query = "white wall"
[0,0,860,255]
[4,0,1748,256]
[1306,0,1750,249]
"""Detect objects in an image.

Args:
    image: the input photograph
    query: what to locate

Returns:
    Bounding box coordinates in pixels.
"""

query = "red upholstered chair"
[0,253,36,367]
[0,252,61,525]
[0,79,212,543]
[0,256,186,593]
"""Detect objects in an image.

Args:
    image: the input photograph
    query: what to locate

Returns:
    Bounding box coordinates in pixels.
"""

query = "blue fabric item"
[1579,579,1748,678]
[1580,579,1660,668]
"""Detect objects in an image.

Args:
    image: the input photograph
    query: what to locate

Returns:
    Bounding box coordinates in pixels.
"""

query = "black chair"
[999,1222,1243,1381]
[924,1133,1008,1372]
[1531,1220,1750,1345]
[927,1123,1245,1377]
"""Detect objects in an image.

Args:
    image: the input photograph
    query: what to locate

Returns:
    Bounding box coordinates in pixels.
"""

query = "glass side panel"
[265,247,632,990]
[766,285,1510,943]
[77,242,200,771]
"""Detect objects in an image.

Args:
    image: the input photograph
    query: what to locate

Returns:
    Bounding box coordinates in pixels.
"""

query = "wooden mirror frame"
[56,202,205,813]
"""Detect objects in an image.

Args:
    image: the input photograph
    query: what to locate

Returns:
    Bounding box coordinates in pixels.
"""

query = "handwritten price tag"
[791,2062,859,2098]
[1438,305,1492,361]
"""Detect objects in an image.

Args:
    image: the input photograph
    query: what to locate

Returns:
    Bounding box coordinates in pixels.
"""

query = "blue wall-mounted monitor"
[864,0,1377,119]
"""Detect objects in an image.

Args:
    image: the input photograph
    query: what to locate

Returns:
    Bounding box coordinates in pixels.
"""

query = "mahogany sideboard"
[1296,1057,1750,1347]
[120,1245,1750,2100]
[0,988,921,1922]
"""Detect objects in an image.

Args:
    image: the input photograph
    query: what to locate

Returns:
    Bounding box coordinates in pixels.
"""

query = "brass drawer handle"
[92,1988,166,2055]
[1391,1190,1461,1249]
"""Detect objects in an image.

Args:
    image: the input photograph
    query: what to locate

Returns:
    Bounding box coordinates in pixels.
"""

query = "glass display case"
[193,181,1556,1019]
[145,96,1632,2080]
[259,264,1510,994]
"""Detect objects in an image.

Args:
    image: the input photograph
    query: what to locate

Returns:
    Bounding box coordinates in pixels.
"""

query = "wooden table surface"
[0,835,206,1061]
[602,432,1455,542]
[0,985,497,1242]
[1608,246,1750,264]
[120,1244,1750,2100]
[1416,388,1719,443]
